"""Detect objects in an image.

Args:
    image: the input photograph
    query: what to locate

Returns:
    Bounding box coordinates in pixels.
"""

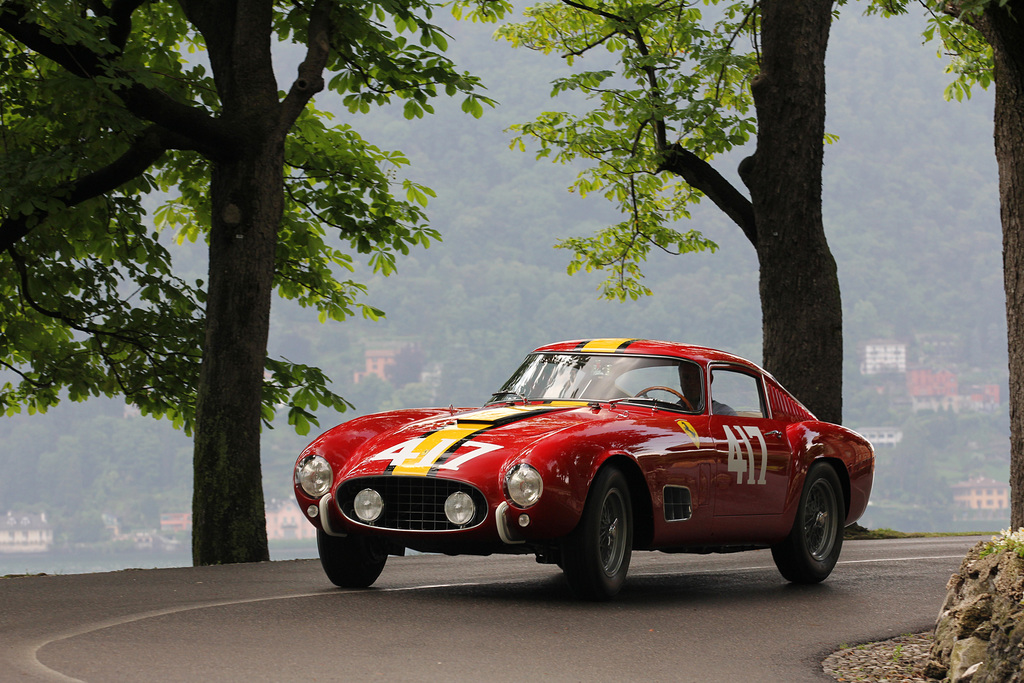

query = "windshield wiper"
[489,390,528,405]
[588,396,673,411]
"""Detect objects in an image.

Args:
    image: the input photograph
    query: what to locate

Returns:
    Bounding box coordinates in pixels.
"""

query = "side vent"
[663,486,692,522]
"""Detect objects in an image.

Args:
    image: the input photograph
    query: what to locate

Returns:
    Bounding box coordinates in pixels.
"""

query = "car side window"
[617,365,680,395]
[614,359,703,412]
[709,368,765,418]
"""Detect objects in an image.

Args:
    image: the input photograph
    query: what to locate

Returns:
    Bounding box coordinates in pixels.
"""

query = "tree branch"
[0,125,196,252]
[279,0,330,134]
[658,143,757,245]
[0,1,237,157]
[87,0,147,51]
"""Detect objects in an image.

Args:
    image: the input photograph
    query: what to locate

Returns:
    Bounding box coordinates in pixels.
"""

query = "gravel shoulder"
[824,632,934,682]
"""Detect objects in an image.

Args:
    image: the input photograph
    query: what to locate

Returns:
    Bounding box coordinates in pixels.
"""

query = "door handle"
[765,430,783,439]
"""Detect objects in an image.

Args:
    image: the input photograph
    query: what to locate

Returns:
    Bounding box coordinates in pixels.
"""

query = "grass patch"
[844,523,996,540]
[1,572,49,579]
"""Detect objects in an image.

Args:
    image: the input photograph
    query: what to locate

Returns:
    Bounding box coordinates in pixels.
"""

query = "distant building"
[102,513,121,538]
[907,368,958,397]
[915,332,962,366]
[951,476,1010,522]
[0,511,54,553]
[961,384,1001,413]
[158,502,317,541]
[907,368,958,412]
[860,341,907,375]
[354,347,399,384]
[160,512,192,533]
[906,369,1002,413]
[266,499,316,541]
[855,427,903,448]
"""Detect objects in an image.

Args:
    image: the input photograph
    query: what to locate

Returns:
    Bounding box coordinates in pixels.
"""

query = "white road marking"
[18,552,968,681]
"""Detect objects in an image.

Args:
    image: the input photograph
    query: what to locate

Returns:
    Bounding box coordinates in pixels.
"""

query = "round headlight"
[444,491,476,526]
[295,455,333,498]
[353,488,384,523]
[505,463,543,508]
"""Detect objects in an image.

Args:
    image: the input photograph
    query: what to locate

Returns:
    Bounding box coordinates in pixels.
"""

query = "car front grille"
[336,476,488,531]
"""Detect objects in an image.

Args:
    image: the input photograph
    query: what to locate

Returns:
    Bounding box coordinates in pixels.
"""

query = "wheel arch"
[787,421,872,526]
[816,457,852,522]
[597,454,654,549]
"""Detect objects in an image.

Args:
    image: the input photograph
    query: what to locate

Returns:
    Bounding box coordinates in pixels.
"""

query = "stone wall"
[925,541,1024,682]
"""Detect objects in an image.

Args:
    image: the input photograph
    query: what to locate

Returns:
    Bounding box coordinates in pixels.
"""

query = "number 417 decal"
[724,425,767,485]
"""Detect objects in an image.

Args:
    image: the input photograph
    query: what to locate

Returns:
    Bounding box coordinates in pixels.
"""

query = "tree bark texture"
[746,0,843,425]
[187,0,283,565]
[977,0,1024,529]
[191,146,280,565]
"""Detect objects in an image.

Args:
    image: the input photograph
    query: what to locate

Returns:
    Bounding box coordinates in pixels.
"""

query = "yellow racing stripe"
[387,404,575,476]
[580,338,639,353]
[457,405,548,424]
[390,424,487,476]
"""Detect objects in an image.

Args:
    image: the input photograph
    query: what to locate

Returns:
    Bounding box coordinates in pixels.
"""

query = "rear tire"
[771,462,844,583]
[317,529,388,588]
[561,467,633,600]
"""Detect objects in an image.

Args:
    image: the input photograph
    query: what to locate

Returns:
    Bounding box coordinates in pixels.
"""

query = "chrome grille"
[337,476,487,531]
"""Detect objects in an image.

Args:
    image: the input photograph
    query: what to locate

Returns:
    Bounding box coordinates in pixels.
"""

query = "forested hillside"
[0,7,1004,542]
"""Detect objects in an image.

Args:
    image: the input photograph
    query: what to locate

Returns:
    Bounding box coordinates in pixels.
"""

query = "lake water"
[0,541,319,577]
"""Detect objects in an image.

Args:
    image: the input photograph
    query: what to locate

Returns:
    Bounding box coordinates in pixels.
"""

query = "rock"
[957,595,994,637]
[949,636,989,681]
[960,662,981,682]
[926,540,1024,682]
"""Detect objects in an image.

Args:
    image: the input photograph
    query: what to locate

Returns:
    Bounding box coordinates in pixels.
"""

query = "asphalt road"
[0,535,983,682]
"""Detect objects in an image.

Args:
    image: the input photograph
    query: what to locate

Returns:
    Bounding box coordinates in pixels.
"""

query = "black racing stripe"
[457,407,557,429]
[574,340,590,349]
[426,407,557,475]
[614,338,641,352]
[426,432,482,476]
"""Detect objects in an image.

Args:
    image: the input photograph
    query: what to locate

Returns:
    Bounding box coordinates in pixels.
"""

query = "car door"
[708,366,793,516]
[613,358,716,542]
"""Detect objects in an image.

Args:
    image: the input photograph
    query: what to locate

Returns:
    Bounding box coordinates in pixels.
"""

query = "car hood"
[342,403,602,479]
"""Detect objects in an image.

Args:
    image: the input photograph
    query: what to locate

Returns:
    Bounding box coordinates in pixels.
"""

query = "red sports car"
[293,338,874,599]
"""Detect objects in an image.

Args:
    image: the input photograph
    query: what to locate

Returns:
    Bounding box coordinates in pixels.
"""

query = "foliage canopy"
[496,0,769,299]
[0,0,509,436]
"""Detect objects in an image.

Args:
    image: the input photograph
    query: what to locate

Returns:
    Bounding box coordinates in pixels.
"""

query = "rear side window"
[709,368,765,418]
[766,381,815,422]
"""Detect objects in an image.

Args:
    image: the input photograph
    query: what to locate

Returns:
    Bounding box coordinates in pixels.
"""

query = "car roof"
[532,338,767,374]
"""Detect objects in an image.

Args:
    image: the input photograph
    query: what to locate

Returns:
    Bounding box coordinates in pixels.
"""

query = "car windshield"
[490,353,704,413]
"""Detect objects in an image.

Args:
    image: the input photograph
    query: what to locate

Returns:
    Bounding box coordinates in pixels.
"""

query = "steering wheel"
[634,386,694,411]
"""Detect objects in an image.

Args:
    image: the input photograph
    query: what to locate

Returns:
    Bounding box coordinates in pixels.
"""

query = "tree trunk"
[191,144,280,565]
[978,0,1024,529]
[746,0,843,425]
[188,0,281,565]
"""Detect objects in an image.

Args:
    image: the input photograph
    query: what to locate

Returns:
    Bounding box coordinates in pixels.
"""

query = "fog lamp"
[353,488,384,523]
[444,491,476,526]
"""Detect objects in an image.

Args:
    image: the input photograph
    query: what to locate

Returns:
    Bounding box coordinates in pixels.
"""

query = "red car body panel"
[294,339,874,557]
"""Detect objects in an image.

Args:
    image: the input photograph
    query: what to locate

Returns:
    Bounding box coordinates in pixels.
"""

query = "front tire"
[771,462,845,584]
[317,529,389,588]
[561,467,633,600]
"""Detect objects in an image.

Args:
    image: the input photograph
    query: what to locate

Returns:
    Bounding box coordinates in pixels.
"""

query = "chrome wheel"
[598,488,628,576]
[770,462,845,584]
[803,478,838,561]
[561,467,633,600]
